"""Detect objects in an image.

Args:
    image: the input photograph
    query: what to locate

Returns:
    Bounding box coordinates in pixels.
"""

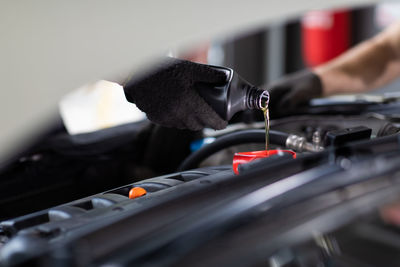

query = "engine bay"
[1,96,400,266]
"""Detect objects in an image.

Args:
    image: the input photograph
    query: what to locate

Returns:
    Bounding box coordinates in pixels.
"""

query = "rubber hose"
[178,129,289,171]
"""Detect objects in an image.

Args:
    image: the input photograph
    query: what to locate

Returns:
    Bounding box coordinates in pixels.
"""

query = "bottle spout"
[247,88,270,110]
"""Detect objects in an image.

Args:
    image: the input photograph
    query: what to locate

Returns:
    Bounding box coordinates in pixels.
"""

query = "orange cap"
[129,187,147,199]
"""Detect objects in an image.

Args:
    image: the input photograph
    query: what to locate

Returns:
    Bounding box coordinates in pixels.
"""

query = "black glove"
[123,58,228,131]
[267,70,323,118]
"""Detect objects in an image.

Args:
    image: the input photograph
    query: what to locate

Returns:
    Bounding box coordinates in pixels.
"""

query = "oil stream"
[262,106,270,150]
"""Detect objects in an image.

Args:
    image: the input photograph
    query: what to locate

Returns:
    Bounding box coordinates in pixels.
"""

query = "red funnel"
[233,150,296,174]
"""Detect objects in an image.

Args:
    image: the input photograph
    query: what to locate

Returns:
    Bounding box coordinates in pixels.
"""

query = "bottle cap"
[129,187,147,199]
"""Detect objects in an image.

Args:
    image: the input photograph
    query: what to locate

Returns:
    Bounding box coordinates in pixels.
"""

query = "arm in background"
[316,21,400,96]
[268,21,400,118]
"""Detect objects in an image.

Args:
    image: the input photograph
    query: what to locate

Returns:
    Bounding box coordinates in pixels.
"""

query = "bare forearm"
[315,22,400,96]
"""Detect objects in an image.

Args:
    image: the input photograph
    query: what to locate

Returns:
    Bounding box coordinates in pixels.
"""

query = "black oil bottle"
[197,66,269,121]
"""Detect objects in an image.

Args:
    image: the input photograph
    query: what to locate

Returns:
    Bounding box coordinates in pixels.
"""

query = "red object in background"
[302,10,351,67]
[232,150,296,175]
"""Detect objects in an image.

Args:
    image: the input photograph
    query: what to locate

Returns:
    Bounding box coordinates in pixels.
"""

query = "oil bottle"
[197,66,270,121]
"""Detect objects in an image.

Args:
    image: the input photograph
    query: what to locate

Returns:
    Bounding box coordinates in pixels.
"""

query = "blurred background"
[67,2,400,136]
[184,2,400,93]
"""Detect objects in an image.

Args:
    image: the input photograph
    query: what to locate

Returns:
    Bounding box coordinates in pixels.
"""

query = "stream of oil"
[262,106,270,151]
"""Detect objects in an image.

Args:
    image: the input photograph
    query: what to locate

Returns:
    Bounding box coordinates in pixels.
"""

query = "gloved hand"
[267,70,323,118]
[123,58,229,131]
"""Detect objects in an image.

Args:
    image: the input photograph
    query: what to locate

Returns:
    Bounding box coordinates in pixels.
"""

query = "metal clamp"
[286,134,323,152]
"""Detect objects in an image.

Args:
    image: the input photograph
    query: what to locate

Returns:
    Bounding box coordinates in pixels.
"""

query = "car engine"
[1,96,400,266]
